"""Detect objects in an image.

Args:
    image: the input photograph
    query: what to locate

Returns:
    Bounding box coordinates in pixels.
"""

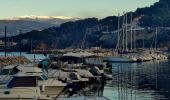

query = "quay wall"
[0,56,31,67]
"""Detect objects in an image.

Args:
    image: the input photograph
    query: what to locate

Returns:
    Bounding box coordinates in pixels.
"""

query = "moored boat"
[105,55,137,63]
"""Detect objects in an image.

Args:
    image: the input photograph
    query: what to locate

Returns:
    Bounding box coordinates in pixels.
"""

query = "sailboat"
[106,13,138,63]
[150,27,168,60]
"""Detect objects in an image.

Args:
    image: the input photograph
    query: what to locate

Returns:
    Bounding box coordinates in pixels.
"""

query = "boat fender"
[40,85,45,92]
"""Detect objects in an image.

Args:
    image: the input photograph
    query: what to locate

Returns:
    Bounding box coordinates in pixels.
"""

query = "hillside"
[6,0,170,51]
[135,0,170,27]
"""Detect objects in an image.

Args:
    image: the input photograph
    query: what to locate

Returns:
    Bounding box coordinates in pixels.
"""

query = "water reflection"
[104,61,170,100]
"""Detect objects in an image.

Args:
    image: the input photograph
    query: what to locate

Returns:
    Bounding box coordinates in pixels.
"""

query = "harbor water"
[104,61,170,100]
[1,52,170,100]
[0,52,48,62]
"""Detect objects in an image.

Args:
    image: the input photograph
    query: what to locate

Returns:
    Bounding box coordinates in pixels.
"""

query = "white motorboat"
[0,64,67,100]
[0,64,41,84]
[47,69,89,83]
[0,72,52,100]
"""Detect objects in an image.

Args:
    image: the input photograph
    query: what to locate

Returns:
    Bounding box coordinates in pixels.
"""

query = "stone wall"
[0,56,31,67]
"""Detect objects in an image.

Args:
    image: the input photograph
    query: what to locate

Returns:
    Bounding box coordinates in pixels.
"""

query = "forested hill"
[10,17,118,50]
[8,0,170,51]
[135,0,170,27]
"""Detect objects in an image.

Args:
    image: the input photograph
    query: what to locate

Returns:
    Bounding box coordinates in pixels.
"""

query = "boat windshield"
[39,74,48,80]
[0,69,16,75]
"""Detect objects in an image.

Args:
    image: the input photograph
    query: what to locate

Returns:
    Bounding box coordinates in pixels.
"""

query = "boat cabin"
[7,76,37,88]
[6,72,47,89]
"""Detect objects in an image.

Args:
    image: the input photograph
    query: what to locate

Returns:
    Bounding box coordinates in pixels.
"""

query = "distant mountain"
[0,16,79,37]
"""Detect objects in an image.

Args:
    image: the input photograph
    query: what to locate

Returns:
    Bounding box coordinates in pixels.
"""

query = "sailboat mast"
[143,30,145,49]
[130,13,133,50]
[134,22,136,50]
[155,27,158,51]
[117,13,120,50]
[125,13,128,51]
[30,39,33,54]
[19,29,22,56]
[4,26,7,57]
[81,28,88,50]
[122,12,125,51]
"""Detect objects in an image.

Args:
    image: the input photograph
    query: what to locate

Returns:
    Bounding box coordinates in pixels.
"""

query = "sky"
[0,0,159,19]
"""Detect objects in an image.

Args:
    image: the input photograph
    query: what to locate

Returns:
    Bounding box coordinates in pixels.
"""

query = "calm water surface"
[0,52,48,61]
[104,61,170,100]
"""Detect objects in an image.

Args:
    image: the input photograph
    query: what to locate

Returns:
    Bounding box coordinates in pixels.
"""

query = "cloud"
[11,15,75,20]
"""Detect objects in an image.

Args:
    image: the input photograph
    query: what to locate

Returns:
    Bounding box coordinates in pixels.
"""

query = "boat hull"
[41,86,65,97]
[105,57,137,63]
